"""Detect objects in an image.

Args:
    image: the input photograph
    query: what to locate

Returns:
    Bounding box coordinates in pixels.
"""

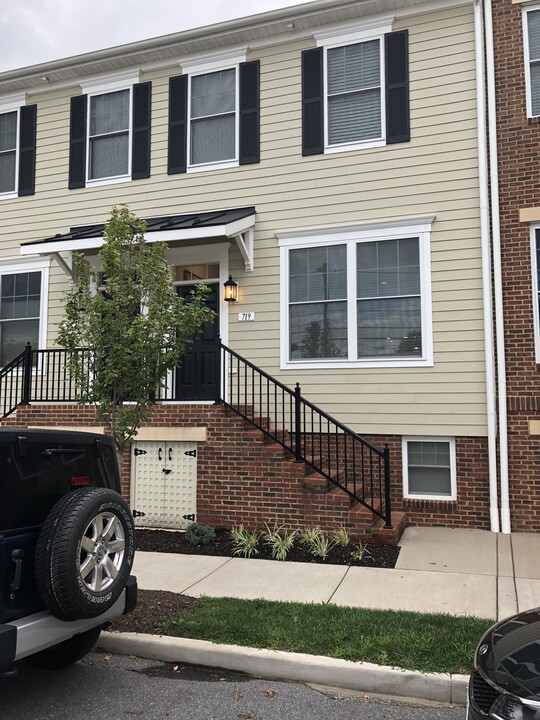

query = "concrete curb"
[99,632,469,706]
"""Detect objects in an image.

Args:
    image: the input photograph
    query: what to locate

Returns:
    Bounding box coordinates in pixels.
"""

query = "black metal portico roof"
[21,206,256,248]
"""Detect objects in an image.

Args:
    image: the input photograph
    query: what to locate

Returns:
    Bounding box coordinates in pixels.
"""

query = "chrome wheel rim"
[78,512,125,592]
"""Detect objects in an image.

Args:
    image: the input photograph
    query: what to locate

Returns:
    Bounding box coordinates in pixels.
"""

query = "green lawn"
[158,596,493,675]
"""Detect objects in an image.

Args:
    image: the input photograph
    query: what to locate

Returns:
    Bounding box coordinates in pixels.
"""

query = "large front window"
[189,68,237,166]
[0,271,41,366]
[279,219,432,368]
[88,89,130,180]
[356,238,421,358]
[0,111,17,194]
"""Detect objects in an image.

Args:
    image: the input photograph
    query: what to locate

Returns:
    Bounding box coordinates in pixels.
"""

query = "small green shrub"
[263,523,297,561]
[350,542,371,563]
[332,526,350,548]
[309,532,335,561]
[184,522,216,546]
[300,526,324,550]
[230,525,260,558]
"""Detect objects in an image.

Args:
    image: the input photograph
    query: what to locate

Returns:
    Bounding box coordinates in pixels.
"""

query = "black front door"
[175,283,220,401]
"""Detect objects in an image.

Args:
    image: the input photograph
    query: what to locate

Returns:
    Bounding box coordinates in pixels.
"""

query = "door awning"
[20,206,256,277]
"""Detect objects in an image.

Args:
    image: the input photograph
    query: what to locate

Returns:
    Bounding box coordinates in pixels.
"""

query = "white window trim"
[0,256,50,367]
[80,70,140,187]
[315,17,393,154]
[523,5,540,118]
[402,436,457,501]
[530,224,540,362]
[181,49,246,173]
[0,92,26,200]
[277,216,434,370]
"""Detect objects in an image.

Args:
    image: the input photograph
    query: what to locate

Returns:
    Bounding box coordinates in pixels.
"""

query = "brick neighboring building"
[492,0,540,530]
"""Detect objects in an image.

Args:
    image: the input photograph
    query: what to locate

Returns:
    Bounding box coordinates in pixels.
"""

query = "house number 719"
[238,312,255,321]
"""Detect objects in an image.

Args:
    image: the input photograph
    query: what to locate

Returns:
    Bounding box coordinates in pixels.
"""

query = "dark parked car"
[0,429,136,674]
[468,607,540,718]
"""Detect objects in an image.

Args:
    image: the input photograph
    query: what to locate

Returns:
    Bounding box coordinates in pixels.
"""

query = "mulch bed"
[135,528,400,568]
[107,530,400,635]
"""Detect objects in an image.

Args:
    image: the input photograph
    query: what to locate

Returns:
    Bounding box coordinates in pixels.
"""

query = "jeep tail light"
[71,476,91,487]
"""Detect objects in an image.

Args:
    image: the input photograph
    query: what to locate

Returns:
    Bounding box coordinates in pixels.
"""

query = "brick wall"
[492,0,540,530]
[4,402,491,534]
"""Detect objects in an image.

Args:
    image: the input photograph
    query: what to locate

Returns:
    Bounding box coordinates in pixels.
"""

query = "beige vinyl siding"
[0,4,486,437]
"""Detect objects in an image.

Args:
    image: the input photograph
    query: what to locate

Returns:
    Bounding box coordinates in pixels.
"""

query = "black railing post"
[383,444,392,528]
[294,382,302,463]
[214,340,222,403]
[20,343,33,406]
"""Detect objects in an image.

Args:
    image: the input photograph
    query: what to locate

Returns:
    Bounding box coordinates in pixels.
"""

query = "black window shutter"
[69,94,87,189]
[168,75,187,174]
[18,104,37,197]
[385,30,410,144]
[239,60,260,165]
[302,47,324,156]
[132,81,152,180]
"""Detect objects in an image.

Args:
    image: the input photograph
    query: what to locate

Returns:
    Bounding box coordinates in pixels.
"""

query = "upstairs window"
[525,8,540,117]
[167,51,260,175]
[327,40,382,146]
[302,20,410,155]
[69,71,151,189]
[0,93,37,199]
[0,111,17,194]
[89,89,130,180]
[190,69,236,166]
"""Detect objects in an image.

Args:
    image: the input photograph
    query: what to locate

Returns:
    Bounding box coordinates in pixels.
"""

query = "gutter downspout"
[484,0,511,533]
[475,0,500,533]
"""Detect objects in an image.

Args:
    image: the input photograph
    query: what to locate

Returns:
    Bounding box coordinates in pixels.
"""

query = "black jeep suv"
[0,429,137,672]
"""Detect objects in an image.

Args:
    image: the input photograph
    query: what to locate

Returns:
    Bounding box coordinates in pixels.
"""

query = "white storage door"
[131,441,197,529]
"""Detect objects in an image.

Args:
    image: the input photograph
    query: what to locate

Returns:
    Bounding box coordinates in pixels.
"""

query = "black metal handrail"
[0,342,391,527]
[220,343,391,527]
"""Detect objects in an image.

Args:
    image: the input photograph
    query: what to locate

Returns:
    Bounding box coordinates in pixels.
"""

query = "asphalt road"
[0,652,465,720]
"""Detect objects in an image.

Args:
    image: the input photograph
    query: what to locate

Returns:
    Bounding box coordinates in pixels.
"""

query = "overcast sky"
[0,0,315,73]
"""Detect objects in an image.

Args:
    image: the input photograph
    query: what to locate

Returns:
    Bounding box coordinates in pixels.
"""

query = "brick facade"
[492,0,540,530]
[4,402,491,536]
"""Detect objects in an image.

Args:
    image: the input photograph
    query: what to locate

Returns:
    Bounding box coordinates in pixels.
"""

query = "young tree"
[58,205,214,451]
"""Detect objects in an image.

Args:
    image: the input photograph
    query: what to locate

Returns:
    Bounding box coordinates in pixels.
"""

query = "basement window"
[402,438,456,500]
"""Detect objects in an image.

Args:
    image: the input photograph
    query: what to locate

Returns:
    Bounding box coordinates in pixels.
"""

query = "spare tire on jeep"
[35,487,135,621]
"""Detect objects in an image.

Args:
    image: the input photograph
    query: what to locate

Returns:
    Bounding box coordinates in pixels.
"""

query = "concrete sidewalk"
[100,527,540,707]
[131,526,540,621]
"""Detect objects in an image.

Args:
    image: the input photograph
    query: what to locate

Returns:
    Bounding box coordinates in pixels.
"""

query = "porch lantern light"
[223,275,238,302]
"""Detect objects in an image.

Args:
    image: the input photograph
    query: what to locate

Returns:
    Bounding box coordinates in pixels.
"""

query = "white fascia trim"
[402,436,457,501]
[523,5,540,117]
[0,256,51,272]
[276,215,436,245]
[0,91,26,113]
[314,15,395,47]
[530,226,540,362]
[179,47,247,75]
[79,68,141,94]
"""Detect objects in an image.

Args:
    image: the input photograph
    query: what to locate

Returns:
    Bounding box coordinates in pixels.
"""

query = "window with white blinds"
[327,40,382,145]
[0,111,17,194]
[526,8,540,116]
[190,68,237,166]
[89,89,130,180]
